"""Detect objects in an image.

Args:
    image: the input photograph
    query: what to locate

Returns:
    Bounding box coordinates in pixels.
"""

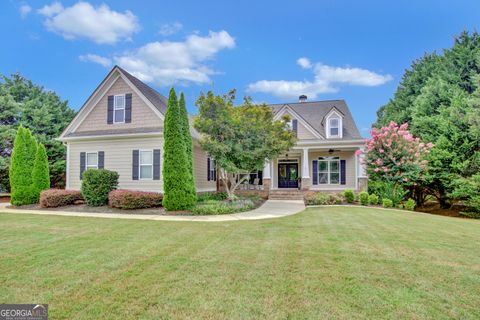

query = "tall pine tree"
[162,88,196,210]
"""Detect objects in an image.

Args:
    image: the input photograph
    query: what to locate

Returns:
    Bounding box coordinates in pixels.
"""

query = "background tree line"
[374,31,480,210]
[0,73,75,192]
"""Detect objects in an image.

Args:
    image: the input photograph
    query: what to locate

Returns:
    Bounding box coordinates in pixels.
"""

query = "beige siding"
[308,150,356,190]
[193,145,217,192]
[284,111,317,140]
[68,137,163,192]
[75,77,162,132]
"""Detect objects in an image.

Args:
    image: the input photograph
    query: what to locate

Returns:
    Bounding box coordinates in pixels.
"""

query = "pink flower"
[355,149,363,156]
[374,168,380,172]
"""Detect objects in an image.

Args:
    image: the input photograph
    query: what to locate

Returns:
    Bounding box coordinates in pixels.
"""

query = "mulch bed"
[416,201,468,218]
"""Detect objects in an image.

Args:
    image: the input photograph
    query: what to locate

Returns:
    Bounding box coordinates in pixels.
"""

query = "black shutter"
[257,170,263,185]
[125,93,132,123]
[153,149,160,180]
[107,95,114,124]
[312,160,318,185]
[213,160,217,181]
[207,157,211,181]
[80,152,86,180]
[340,160,346,185]
[98,151,104,169]
[132,150,139,180]
[292,119,298,136]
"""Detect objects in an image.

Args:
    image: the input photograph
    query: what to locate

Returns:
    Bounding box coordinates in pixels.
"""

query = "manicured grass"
[1,207,479,319]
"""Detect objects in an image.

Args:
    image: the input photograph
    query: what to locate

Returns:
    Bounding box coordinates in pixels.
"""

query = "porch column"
[263,161,272,190]
[301,148,310,190]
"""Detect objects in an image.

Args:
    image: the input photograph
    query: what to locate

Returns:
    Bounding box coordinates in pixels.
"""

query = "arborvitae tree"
[9,126,38,205]
[32,143,50,202]
[162,88,196,210]
[179,92,197,198]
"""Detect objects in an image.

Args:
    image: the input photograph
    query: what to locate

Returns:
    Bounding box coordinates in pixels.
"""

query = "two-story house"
[59,66,367,196]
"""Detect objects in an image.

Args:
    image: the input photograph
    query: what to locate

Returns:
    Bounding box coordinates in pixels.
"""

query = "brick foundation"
[301,178,311,191]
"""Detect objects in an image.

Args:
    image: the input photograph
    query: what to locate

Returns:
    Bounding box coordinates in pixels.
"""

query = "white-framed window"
[114,94,125,123]
[86,152,98,169]
[318,156,340,184]
[139,150,153,180]
[329,118,339,137]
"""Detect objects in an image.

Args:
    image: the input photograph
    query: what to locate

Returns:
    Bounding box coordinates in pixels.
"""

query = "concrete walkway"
[0,200,305,222]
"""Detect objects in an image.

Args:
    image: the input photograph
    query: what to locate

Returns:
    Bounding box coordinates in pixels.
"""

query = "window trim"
[318,156,340,185]
[325,110,343,138]
[208,157,216,181]
[139,149,154,180]
[86,152,98,170]
[113,94,126,124]
[329,118,339,137]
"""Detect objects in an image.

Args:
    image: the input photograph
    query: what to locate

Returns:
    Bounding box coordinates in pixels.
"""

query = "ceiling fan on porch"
[328,148,341,154]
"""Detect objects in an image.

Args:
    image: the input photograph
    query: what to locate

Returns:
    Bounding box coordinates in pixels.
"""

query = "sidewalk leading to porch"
[0,200,305,222]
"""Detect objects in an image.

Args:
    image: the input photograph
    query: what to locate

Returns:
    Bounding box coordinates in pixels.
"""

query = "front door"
[278,163,299,188]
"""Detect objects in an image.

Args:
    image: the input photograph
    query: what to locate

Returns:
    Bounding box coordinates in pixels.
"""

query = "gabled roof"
[117,66,168,114]
[269,99,362,139]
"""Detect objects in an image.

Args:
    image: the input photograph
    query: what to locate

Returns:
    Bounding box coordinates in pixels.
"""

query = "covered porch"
[262,142,367,192]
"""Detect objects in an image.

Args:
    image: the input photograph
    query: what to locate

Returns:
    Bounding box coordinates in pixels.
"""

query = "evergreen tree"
[162,88,196,210]
[179,92,197,198]
[9,126,38,205]
[32,143,50,202]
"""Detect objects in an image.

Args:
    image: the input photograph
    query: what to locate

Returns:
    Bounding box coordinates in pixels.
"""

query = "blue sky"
[2,0,480,136]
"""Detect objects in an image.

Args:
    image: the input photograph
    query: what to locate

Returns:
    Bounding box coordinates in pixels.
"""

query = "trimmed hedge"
[343,189,355,203]
[359,191,369,206]
[404,198,416,211]
[39,189,83,208]
[305,192,344,205]
[382,198,393,208]
[368,194,379,205]
[81,169,119,206]
[109,190,163,210]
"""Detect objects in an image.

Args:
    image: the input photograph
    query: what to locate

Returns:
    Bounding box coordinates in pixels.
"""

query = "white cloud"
[37,1,63,17]
[19,4,32,18]
[38,1,140,44]
[112,30,235,86]
[158,22,183,36]
[247,58,392,99]
[79,54,112,67]
[297,57,312,69]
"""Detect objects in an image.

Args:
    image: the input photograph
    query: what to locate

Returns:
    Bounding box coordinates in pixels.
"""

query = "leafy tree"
[162,88,196,210]
[0,73,75,191]
[194,90,296,200]
[178,92,196,196]
[9,126,38,205]
[374,31,480,207]
[32,143,51,202]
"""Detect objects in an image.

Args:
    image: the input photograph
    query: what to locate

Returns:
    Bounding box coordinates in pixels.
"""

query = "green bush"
[368,180,406,206]
[404,198,416,211]
[81,169,119,206]
[162,88,197,210]
[9,126,38,206]
[192,199,255,215]
[31,143,50,203]
[460,211,480,219]
[343,189,355,203]
[368,194,379,205]
[382,198,393,208]
[359,192,369,206]
[305,193,344,205]
[451,175,480,216]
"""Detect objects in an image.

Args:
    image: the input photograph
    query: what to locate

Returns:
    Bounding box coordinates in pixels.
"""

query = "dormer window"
[329,118,339,136]
[325,109,343,138]
[114,94,125,123]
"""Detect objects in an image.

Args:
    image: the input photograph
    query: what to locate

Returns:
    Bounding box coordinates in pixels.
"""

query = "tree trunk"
[220,171,249,201]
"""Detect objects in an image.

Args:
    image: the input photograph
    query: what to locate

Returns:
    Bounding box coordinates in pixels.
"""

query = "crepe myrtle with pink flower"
[356,121,433,188]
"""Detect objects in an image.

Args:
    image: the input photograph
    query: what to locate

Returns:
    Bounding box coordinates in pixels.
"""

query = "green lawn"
[1,207,479,319]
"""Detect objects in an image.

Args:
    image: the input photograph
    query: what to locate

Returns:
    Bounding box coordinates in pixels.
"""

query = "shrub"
[39,189,83,208]
[368,180,407,206]
[109,190,163,210]
[197,192,228,202]
[368,194,379,205]
[81,169,119,206]
[404,198,416,211]
[192,199,255,215]
[9,126,38,206]
[359,192,369,206]
[343,189,355,203]
[460,211,480,219]
[32,143,50,203]
[382,198,393,208]
[305,193,344,205]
